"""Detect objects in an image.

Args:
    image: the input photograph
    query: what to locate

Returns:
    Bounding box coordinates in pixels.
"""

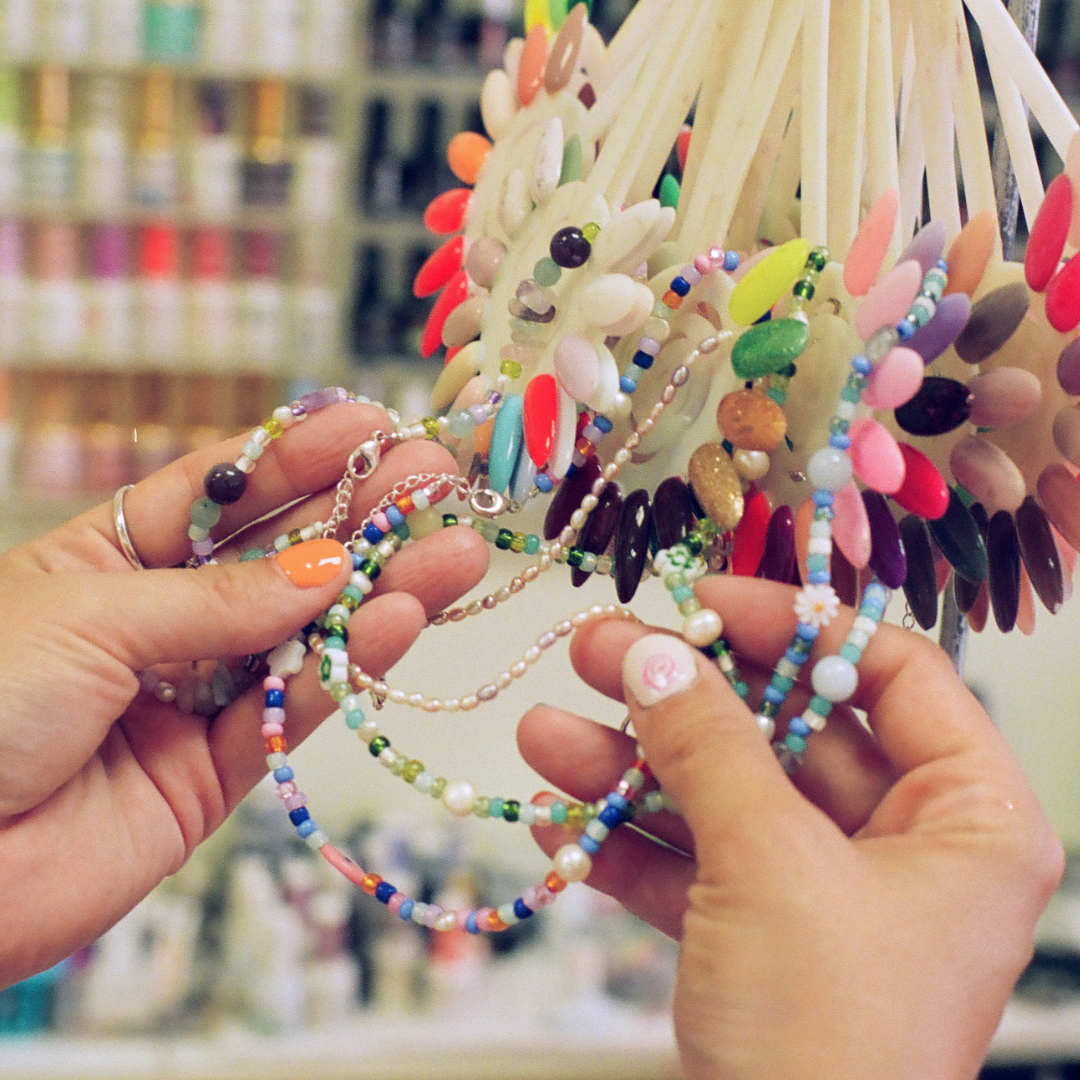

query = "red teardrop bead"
[444,344,463,366]
[676,125,692,173]
[731,489,770,576]
[414,235,466,298]
[1046,252,1080,333]
[423,188,472,235]
[420,269,469,358]
[1025,173,1073,292]
[890,443,950,520]
[523,373,558,467]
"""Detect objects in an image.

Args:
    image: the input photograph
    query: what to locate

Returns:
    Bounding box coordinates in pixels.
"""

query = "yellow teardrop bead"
[728,238,811,327]
[524,0,553,33]
[688,443,745,532]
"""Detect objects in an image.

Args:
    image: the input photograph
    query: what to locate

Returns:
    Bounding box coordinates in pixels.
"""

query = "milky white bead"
[434,911,458,933]
[681,607,723,646]
[553,843,592,882]
[810,655,858,702]
[267,638,306,679]
[847,628,870,651]
[807,447,853,492]
[610,393,633,421]
[272,406,295,428]
[733,448,771,481]
[350,571,374,595]
[442,781,476,817]
[357,719,379,743]
[389,689,407,704]
[851,614,878,639]
[807,537,832,556]
[809,519,832,539]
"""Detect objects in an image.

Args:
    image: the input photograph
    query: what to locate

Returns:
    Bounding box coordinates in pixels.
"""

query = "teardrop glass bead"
[986,509,1021,633]
[652,476,697,550]
[953,503,990,615]
[1015,495,1064,614]
[894,376,972,436]
[928,489,988,584]
[613,489,652,603]
[899,514,940,630]
[731,489,771,576]
[543,456,600,540]
[906,293,971,364]
[571,484,622,587]
[1024,172,1073,292]
[892,443,950,520]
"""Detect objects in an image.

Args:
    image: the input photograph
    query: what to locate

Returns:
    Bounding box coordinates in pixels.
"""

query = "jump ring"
[112,485,146,571]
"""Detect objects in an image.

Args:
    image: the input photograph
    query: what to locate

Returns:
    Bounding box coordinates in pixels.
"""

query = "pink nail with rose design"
[623,634,700,708]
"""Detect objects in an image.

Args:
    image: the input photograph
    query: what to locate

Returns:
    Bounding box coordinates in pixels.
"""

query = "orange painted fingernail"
[275,539,348,587]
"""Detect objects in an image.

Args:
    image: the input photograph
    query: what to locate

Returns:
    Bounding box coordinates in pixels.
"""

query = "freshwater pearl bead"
[553,843,592,882]
[733,448,771,480]
[682,607,723,646]
[755,714,775,740]
[810,655,859,702]
[442,781,476,816]
[807,447,853,492]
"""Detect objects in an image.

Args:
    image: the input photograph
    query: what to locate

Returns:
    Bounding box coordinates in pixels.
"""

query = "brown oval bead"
[544,3,586,93]
[1015,494,1064,614]
[954,282,1030,365]
[687,443,745,532]
[716,389,788,451]
[571,483,622,587]
[543,456,600,540]
[651,476,696,550]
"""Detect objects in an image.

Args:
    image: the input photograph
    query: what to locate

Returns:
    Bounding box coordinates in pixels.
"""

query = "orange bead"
[487,910,509,931]
[473,415,495,457]
[661,289,683,309]
[545,872,567,893]
[446,131,492,186]
[518,24,548,106]
[267,735,286,754]
[362,873,382,896]
[944,210,996,298]
[274,538,348,588]
[395,495,415,515]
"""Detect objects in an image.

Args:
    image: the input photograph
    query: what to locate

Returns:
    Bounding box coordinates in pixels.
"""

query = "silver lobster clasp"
[346,437,383,482]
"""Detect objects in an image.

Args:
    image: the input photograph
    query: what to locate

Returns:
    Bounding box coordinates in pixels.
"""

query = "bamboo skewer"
[800,0,831,246]
[863,0,903,262]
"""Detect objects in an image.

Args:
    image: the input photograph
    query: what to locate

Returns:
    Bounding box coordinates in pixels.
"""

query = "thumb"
[78,539,353,671]
[621,632,807,859]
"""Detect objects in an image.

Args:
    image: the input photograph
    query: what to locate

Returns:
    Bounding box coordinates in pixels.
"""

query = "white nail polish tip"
[623,633,699,708]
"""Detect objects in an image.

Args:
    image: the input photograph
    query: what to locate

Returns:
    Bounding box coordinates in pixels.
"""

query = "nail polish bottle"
[86,223,135,364]
[292,228,339,379]
[92,0,141,65]
[137,221,183,365]
[189,80,241,219]
[242,78,291,208]
[143,0,200,63]
[0,69,24,208]
[349,243,393,360]
[78,74,129,213]
[0,217,26,362]
[1,0,38,58]
[133,69,179,208]
[41,0,92,62]
[131,371,179,478]
[181,370,226,454]
[240,228,284,371]
[190,226,236,366]
[20,371,83,497]
[32,220,84,361]
[294,86,339,221]
[26,65,75,204]
[201,0,248,71]
[251,0,300,74]
[82,371,131,494]
[302,0,350,74]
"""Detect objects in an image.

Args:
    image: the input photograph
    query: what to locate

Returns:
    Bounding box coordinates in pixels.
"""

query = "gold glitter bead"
[687,443,745,532]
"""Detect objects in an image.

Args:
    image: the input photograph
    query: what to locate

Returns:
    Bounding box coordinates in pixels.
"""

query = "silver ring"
[619,714,634,735]
[113,485,146,570]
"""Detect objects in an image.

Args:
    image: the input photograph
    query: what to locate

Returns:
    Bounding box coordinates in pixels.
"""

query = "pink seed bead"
[475,906,494,930]
[372,511,391,533]
[694,254,711,275]
[276,781,298,797]
[708,246,724,265]
[263,676,286,691]
[638,336,661,355]
[456,909,472,930]
[387,892,405,914]
[422,905,443,928]
[263,707,286,725]
[284,792,307,811]
[681,265,702,285]
[261,722,285,739]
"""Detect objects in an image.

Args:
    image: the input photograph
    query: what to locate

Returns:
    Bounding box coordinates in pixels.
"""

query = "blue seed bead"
[598,804,624,828]
[398,899,415,921]
[296,819,317,838]
[466,912,480,934]
[763,685,785,705]
[851,354,872,375]
[620,376,637,394]
[351,552,366,569]
[812,489,834,508]
[289,807,311,826]
[273,765,294,783]
[670,275,691,296]
[864,582,889,608]
[784,647,808,666]
[593,415,614,434]
[488,797,505,818]
[808,570,831,585]
[385,506,405,527]
[363,523,383,544]
[896,318,915,340]
[829,433,851,450]
[633,349,654,370]
[375,881,396,903]
[796,622,820,643]
[535,473,553,493]
[579,835,601,855]
[514,898,534,920]
[606,793,629,811]
[724,250,740,271]
[789,717,812,737]
[266,688,285,708]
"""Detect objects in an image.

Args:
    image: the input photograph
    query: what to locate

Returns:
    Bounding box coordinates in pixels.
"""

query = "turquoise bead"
[808,693,832,716]
[488,797,505,818]
[671,584,694,604]
[488,394,525,495]
[345,709,365,730]
[550,801,567,824]
[524,534,540,554]
[840,643,862,664]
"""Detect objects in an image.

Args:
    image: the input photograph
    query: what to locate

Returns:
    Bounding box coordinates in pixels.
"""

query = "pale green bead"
[190,497,223,529]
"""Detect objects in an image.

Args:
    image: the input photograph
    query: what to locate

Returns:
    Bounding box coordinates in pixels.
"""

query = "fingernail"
[275,539,348,587]
[622,633,700,708]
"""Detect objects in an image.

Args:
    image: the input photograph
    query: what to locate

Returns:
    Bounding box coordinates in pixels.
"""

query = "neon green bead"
[728,238,811,326]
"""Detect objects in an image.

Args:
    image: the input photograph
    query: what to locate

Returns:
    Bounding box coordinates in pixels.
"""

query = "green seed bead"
[502,799,521,822]
[357,559,380,582]
[430,777,446,798]
[510,532,526,553]
[489,797,505,818]
[328,682,350,702]
[369,735,390,757]
[402,759,423,782]
[581,222,600,242]
[500,359,523,379]
[550,801,567,825]
[443,513,458,527]
[190,496,223,529]
[473,795,491,818]
[534,257,562,286]
[389,755,406,776]
[496,528,514,550]
[421,416,441,439]
[524,534,540,554]
[264,418,284,438]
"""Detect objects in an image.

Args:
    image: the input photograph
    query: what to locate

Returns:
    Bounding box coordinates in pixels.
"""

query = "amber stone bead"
[899,515,939,630]
[716,389,787,451]
[613,489,652,603]
[1015,495,1064,614]
[928,489,988,584]
[756,505,796,584]
[571,483,622,586]
[986,510,1021,633]
[651,476,696,550]
[543,457,601,540]
[894,376,972,437]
